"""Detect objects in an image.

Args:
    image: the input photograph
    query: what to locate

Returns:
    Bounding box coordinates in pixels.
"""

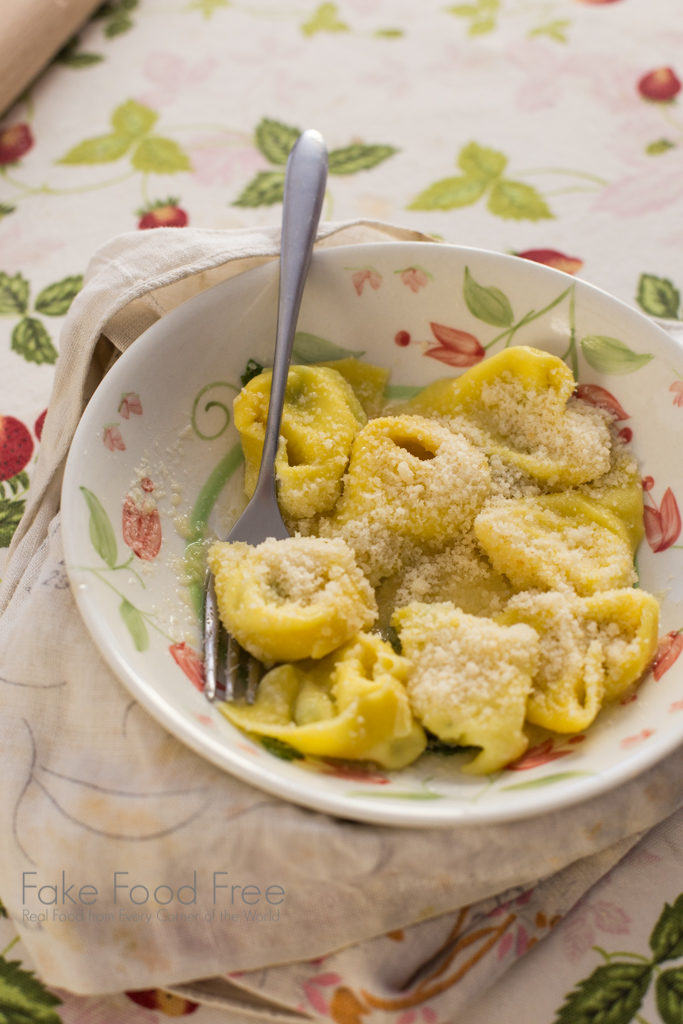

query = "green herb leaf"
[80,486,117,568]
[0,272,29,315]
[301,2,351,37]
[580,335,654,375]
[469,16,496,34]
[119,599,149,652]
[34,275,83,316]
[555,962,652,1024]
[457,142,507,182]
[637,273,680,319]
[650,894,683,963]
[528,19,570,42]
[132,137,191,174]
[0,957,63,1024]
[11,318,57,365]
[259,736,304,760]
[58,133,132,165]
[240,359,264,387]
[111,99,157,137]
[0,204,16,220]
[328,144,397,174]
[488,179,553,221]
[57,49,104,68]
[254,118,300,165]
[646,139,676,156]
[293,332,364,363]
[185,0,230,16]
[657,968,683,1024]
[408,176,488,210]
[0,497,25,548]
[463,266,514,326]
[374,27,403,37]
[233,170,286,207]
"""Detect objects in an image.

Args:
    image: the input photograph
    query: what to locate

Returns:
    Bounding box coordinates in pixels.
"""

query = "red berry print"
[0,415,34,481]
[575,384,629,420]
[515,249,583,276]
[638,68,682,102]
[394,330,411,347]
[137,198,188,230]
[0,124,33,165]
[122,480,162,560]
[34,409,47,441]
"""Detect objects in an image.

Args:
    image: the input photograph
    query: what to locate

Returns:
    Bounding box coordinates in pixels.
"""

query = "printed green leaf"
[0,498,25,548]
[120,599,149,652]
[374,28,404,37]
[488,179,553,221]
[11,318,57,365]
[56,39,105,68]
[186,0,230,16]
[409,176,487,210]
[502,771,593,791]
[111,98,157,137]
[301,2,351,37]
[132,137,191,174]
[80,486,117,568]
[255,118,300,165]
[637,273,680,319]
[34,275,83,316]
[554,962,652,1024]
[528,19,570,42]
[646,139,676,156]
[0,272,29,316]
[657,968,683,1024]
[580,335,654,375]
[58,133,132,165]
[384,384,424,400]
[650,894,683,963]
[233,170,286,207]
[0,204,16,220]
[293,332,365,363]
[105,14,134,37]
[0,957,63,1024]
[328,144,398,175]
[259,736,304,760]
[241,359,264,387]
[457,142,506,182]
[469,16,496,34]
[464,266,514,327]
[0,897,7,918]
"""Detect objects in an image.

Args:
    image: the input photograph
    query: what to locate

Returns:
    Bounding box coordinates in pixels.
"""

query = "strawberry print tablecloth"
[2,1,683,1022]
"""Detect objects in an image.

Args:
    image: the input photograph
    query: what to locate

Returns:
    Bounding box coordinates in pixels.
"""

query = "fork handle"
[255,129,328,495]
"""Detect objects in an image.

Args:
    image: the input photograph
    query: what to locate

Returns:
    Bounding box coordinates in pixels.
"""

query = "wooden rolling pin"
[0,0,103,117]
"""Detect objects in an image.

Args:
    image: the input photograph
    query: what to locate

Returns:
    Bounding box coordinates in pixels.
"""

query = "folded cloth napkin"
[1,221,683,1005]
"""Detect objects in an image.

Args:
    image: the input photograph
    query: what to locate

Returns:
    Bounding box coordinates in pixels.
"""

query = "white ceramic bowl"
[61,242,683,827]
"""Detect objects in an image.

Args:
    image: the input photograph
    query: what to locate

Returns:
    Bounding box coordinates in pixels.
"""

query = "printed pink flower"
[170,643,205,692]
[638,68,682,102]
[118,393,143,419]
[103,424,125,452]
[351,269,382,295]
[644,486,682,551]
[139,51,218,108]
[670,382,683,407]
[302,982,328,1017]
[595,160,683,217]
[190,135,268,187]
[670,699,683,712]
[575,384,629,420]
[426,323,485,368]
[122,482,161,560]
[621,729,655,748]
[508,738,573,770]
[399,267,429,292]
[0,124,33,165]
[516,249,583,275]
[653,631,683,680]
[591,901,631,934]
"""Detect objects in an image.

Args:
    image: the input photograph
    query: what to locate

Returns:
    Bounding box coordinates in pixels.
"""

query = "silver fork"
[203,128,328,703]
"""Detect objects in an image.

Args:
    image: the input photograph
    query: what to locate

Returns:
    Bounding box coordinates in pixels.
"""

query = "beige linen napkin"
[1,221,683,999]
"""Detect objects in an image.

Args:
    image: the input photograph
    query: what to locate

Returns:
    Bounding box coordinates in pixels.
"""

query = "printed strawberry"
[126,990,199,1015]
[638,68,682,102]
[0,415,34,481]
[34,409,47,441]
[0,124,33,165]
[137,198,188,230]
[122,477,162,559]
[515,249,583,275]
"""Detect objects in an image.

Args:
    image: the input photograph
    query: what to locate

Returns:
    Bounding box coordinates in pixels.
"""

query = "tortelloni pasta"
[207,536,377,664]
[402,346,612,487]
[220,633,427,770]
[393,603,539,774]
[320,415,491,583]
[233,365,366,519]
[498,589,659,732]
